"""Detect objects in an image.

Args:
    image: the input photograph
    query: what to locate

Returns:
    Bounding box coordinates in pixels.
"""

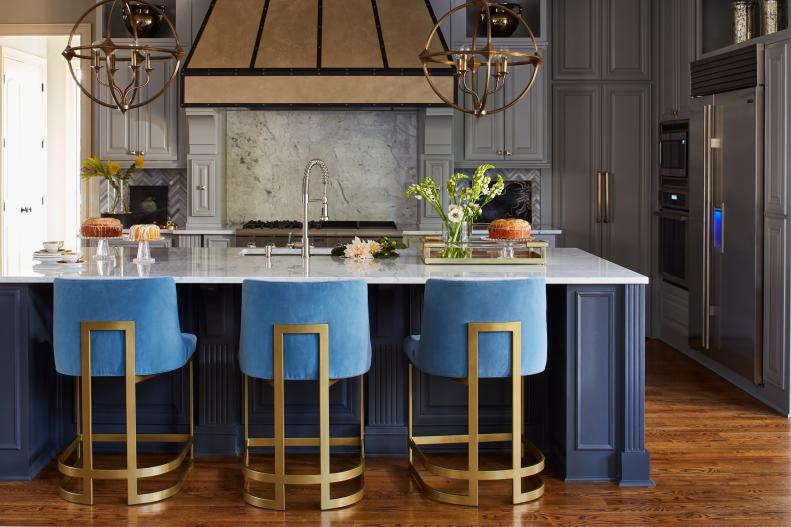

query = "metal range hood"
[181,0,454,107]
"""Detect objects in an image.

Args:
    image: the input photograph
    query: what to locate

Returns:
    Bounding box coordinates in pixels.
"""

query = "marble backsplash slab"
[226,110,418,227]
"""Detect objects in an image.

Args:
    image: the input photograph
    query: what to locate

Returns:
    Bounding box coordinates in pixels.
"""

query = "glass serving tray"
[421,239,548,265]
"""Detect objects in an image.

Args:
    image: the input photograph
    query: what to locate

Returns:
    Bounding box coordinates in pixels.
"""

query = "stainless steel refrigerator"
[688,45,764,385]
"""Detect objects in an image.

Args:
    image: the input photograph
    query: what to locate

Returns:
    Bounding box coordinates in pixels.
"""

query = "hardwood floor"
[1,341,790,526]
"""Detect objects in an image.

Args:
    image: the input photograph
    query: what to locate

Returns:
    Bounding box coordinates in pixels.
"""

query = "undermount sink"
[239,247,335,256]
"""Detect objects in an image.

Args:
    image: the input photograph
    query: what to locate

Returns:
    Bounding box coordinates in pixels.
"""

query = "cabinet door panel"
[658,0,679,120]
[504,44,548,162]
[763,217,788,391]
[553,84,602,255]
[463,78,505,160]
[677,0,696,118]
[190,158,215,217]
[765,41,789,216]
[553,0,602,80]
[139,58,178,162]
[602,0,650,80]
[601,84,650,273]
[98,59,136,160]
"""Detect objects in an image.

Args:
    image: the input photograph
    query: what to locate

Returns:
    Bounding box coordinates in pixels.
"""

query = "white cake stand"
[83,236,123,261]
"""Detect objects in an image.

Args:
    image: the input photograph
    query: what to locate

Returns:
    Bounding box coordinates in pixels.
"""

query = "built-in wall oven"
[658,121,689,289]
[660,121,689,187]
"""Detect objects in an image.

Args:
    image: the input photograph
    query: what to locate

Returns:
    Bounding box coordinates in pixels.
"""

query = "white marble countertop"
[5,247,648,285]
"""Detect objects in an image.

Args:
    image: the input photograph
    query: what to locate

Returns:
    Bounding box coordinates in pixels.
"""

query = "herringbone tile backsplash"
[99,169,187,226]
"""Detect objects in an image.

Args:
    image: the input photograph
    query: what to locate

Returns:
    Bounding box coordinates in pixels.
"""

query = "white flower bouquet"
[406,164,505,257]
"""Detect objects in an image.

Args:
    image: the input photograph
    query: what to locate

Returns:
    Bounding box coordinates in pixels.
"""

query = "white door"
[1,47,47,274]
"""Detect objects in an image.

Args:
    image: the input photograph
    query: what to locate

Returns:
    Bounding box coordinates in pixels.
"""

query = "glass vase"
[107,179,129,214]
[442,220,472,258]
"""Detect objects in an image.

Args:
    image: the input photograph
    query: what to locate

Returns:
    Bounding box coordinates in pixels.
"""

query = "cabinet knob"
[496,149,504,156]
[197,185,207,191]
[505,150,513,157]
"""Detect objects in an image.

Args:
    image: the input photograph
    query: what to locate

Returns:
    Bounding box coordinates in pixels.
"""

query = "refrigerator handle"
[604,171,611,224]
[595,171,602,224]
[702,104,713,350]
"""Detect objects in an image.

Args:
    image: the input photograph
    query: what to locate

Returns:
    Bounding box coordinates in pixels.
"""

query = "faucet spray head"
[320,201,329,222]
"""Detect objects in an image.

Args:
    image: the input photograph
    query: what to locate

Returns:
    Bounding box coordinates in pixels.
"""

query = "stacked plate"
[33,249,85,266]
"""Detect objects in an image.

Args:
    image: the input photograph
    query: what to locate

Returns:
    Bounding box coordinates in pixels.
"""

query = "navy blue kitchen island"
[0,247,651,487]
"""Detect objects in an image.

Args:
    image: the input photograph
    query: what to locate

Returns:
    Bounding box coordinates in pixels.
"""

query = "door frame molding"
[0,24,94,263]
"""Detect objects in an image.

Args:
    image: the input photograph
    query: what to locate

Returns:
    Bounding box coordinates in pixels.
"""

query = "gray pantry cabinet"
[659,0,697,121]
[552,83,651,274]
[552,0,651,81]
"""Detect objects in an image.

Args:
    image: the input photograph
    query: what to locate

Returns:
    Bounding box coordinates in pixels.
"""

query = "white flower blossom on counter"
[344,237,376,260]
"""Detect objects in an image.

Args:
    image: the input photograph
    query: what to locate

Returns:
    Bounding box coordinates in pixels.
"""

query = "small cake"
[81,217,123,238]
[129,224,162,241]
[488,218,532,240]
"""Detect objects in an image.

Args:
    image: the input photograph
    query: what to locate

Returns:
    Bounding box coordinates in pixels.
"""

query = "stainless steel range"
[235,220,400,248]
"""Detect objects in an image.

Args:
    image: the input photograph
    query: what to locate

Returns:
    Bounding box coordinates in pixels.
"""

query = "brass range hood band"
[63,0,184,112]
[420,1,543,116]
[181,0,455,107]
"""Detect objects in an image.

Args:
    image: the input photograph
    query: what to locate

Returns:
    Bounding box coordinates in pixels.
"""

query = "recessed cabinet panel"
[763,217,788,390]
[422,158,451,220]
[463,78,505,161]
[659,0,696,121]
[98,60,137,159]
[553,0,601,80]
[553,84,603,255]
[765,41,789,216]
[602,0,650,80]
[601,84,650,273]
[190,158,215,217]
[505,45,548,162]
[139,59,178,163]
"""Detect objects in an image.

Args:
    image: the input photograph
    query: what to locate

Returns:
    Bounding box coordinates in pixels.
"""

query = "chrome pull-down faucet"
[302,159,330,261]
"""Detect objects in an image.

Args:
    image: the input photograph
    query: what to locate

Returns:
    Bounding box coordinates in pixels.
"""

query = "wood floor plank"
[0,341,790,526]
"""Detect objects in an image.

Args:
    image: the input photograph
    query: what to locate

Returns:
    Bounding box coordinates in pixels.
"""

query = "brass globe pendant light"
[62,0,184,113]
[420,0,543,117]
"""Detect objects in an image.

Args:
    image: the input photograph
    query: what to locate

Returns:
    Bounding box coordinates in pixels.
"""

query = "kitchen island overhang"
[0,248,651,487]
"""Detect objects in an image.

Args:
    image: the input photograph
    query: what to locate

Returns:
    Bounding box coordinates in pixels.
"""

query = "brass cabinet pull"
[595,171,602,224]
[603,171,610,224]
[505,149,513,156]
[197,185,207,191]
[496,149,504,156]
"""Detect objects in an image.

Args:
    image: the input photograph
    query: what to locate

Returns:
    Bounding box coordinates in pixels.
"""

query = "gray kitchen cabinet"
[553,0,650,81]
[600,84,651,273]
[763,39,791,395]
[553,84,602,254]
[97,39,180,168]
[659,0,696,121]
[461,44,549,165]
[204,235,234,249]
[553,83,651,274]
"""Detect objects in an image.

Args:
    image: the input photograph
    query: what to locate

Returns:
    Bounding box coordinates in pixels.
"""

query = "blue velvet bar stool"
[239,279,371,511]
[404,278,548,506]
[53,277,197,505]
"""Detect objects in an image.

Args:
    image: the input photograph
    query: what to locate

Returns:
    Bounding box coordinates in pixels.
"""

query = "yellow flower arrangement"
[80,156,145,214]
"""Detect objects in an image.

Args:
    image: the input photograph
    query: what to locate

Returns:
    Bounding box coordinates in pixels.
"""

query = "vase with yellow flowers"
[80,156,145,218]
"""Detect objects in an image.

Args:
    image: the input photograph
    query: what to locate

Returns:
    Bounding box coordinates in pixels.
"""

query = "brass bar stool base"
[241,324,366,511]
[55,322,195,506]
[407,322,546,507]
[57,435,194,506]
